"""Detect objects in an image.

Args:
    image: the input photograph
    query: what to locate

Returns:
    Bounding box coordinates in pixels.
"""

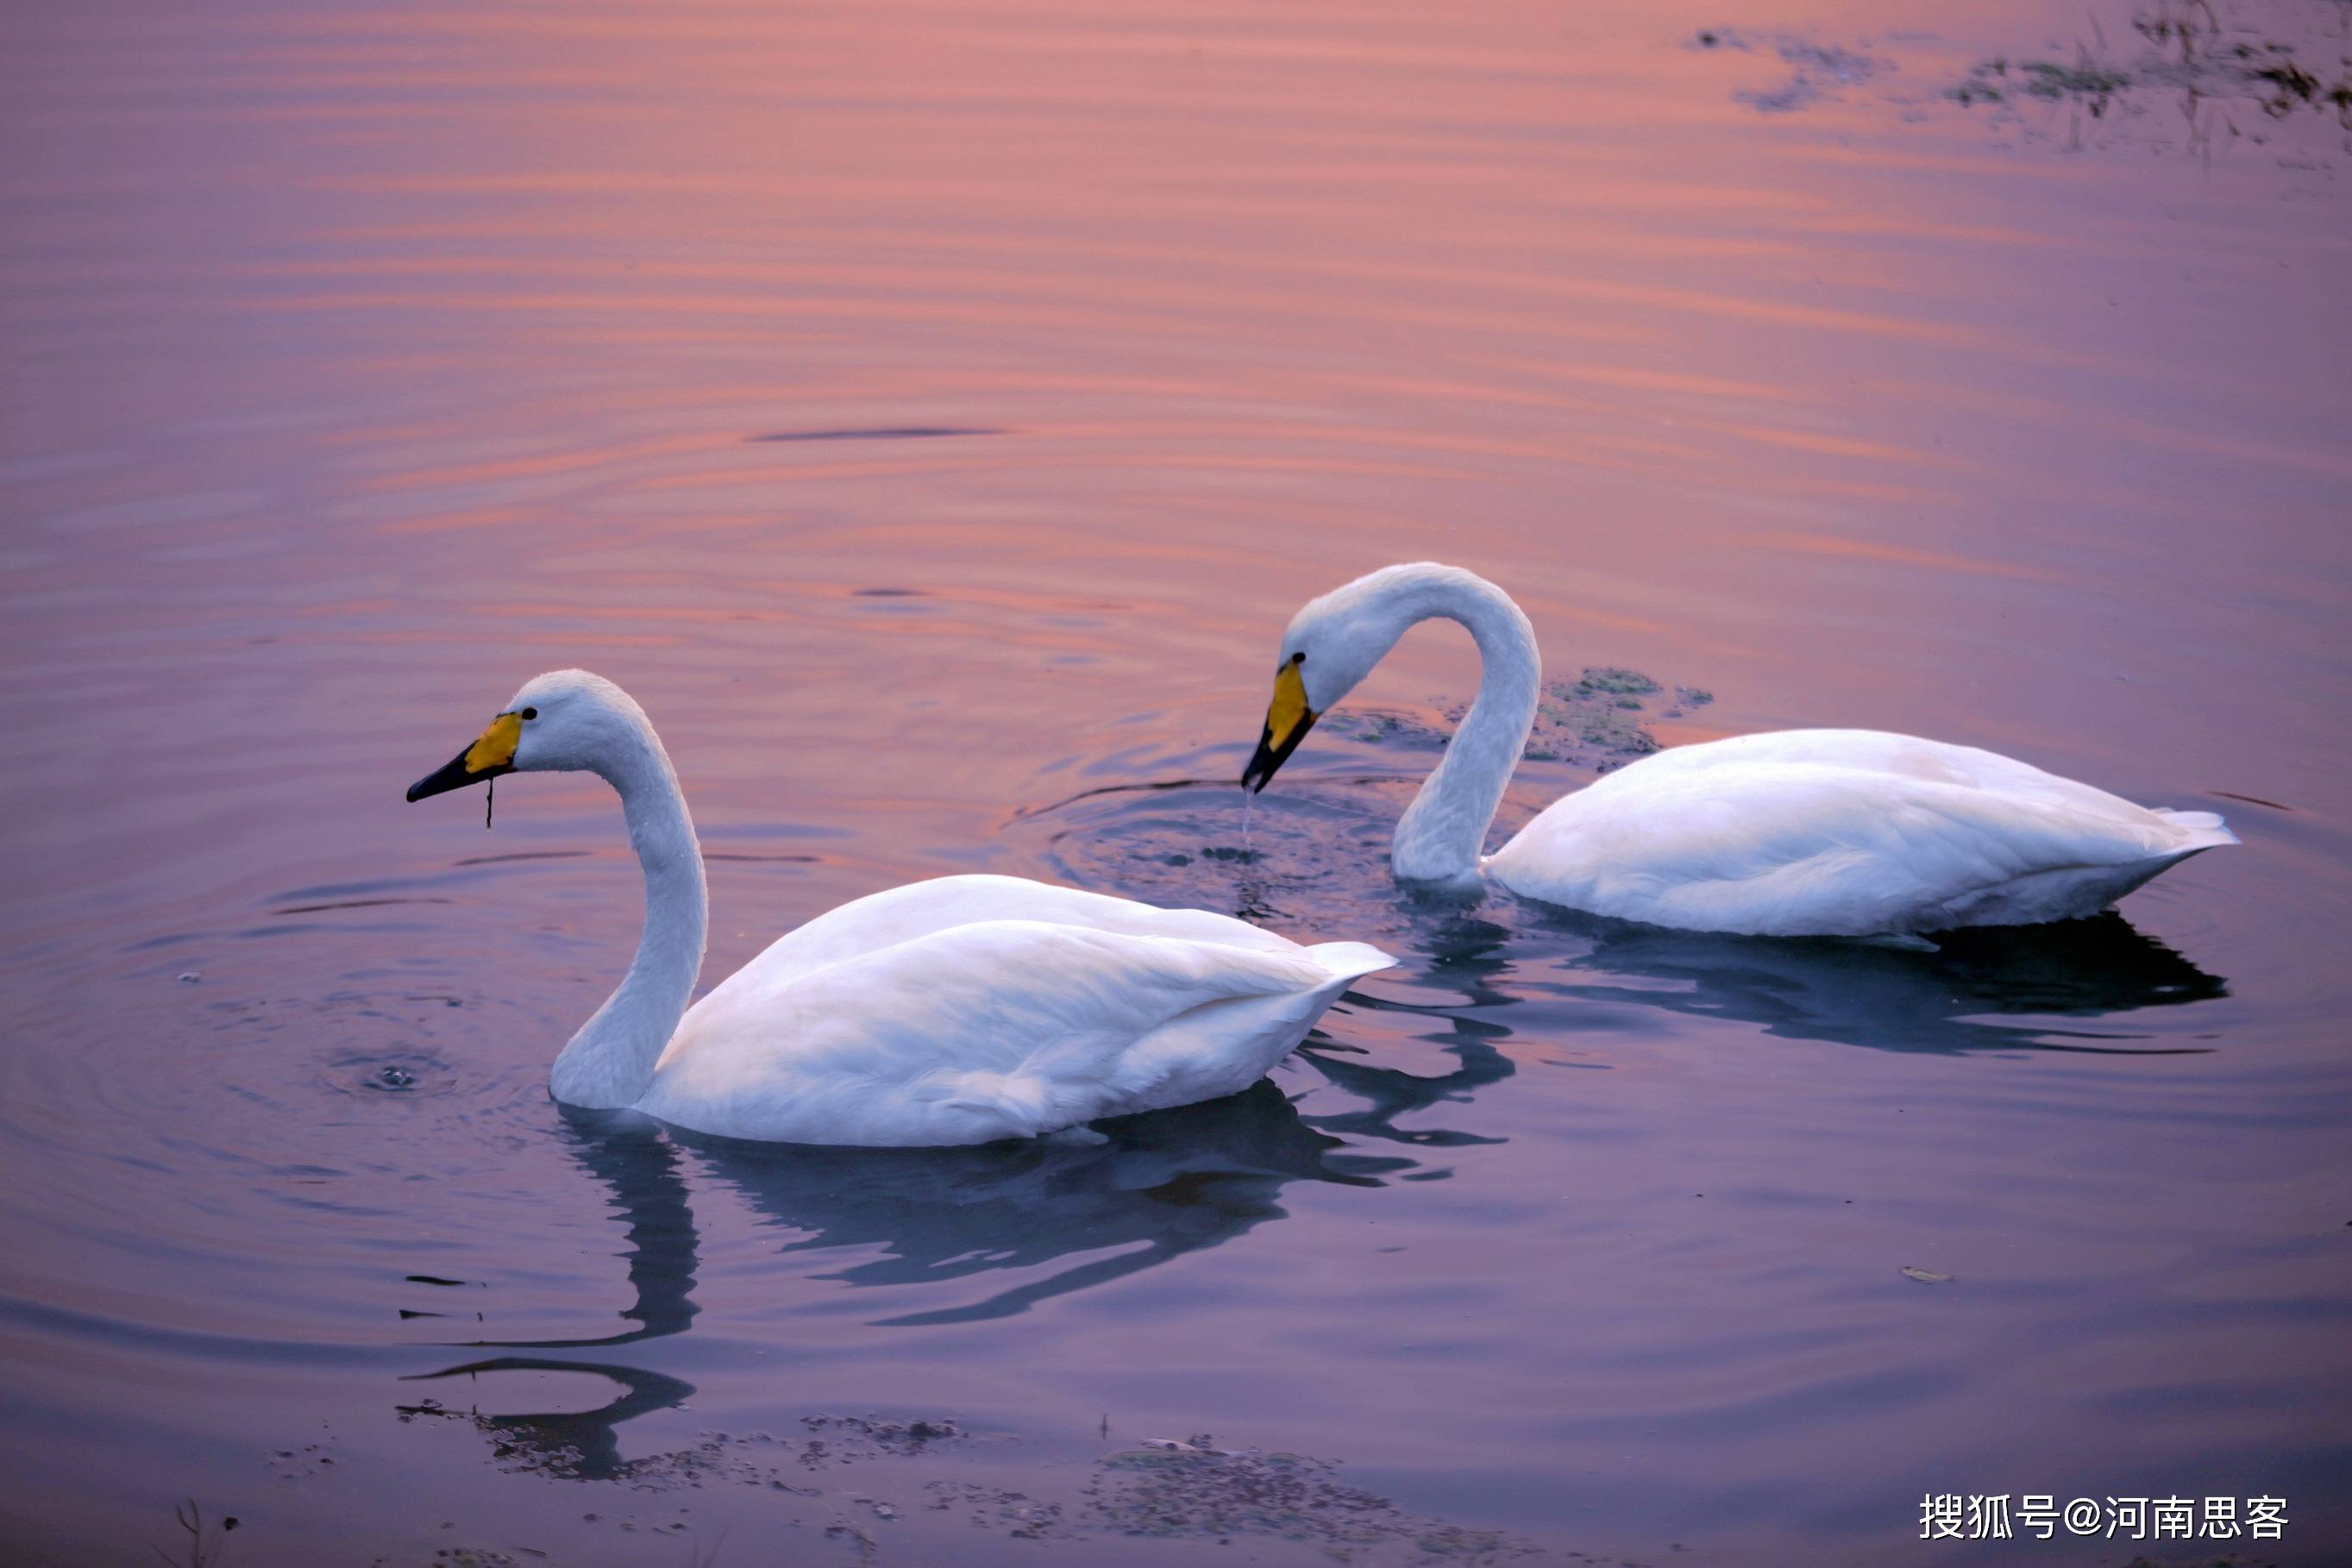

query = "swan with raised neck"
[408,669,705,1107]
[1240,563,2235,937]
[405,670,1395,1144]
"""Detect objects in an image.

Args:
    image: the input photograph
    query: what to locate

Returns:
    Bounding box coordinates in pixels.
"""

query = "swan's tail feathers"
[2155,808,2238,850]
[1307,941,1396,985]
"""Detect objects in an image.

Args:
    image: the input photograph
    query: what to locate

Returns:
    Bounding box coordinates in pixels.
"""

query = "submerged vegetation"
[1083,1437,1539,1563]
[1950,1,2352,129]
[1692,27,1892,114]
[152,1501,237,1568]
[1702,0,2352,155]
[386,1404,1538,1564]
[1950,53,2135,114]
[1324,665,1707,768]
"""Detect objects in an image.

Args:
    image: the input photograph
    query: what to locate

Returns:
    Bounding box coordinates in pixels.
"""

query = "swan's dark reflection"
[483,1115,701,1350]
[1516,908,2228,1055]
[402,1071,1432,1473]
[672,1075,1413,1327]
[1299,912,1521,1148]
[398,1116,706,1477]
[397,1357,694,1481]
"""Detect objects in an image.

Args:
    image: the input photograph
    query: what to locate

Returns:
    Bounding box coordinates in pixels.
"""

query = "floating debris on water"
[822,1522,876,1559]
[1950,25,2352,131]
[1571,667,1659,696]
[1951,51,2133,115]
[1700,0,2351,159]
[372,1064,417,1090]
[1138,1434,1245,1456]
[1519,669,1676,762]
[1693,27,1893,114]
[399,1395,1546,1562]
[926,1479,1069,1540]
[1947,0,2352,130]
[1327,665,1682,767]
[1900,1265,1956,1284]
[1083,1436,1539,1562]
[799,1414,969,1460]
[264,1439,341,1481]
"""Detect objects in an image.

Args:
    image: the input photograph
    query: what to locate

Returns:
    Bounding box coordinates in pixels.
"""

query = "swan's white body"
[1252,564,2234,938]
[644,878,1388,1145]
[411,671,1389,1146]
[1486,728,2232,937]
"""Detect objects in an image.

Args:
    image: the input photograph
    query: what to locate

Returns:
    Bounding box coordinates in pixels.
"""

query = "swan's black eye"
[1289,651,1305,665]
[521,706,538,720]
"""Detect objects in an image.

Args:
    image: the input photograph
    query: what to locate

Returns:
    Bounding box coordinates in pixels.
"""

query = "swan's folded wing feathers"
[652,919,1348,1144]
[1583,730,2180,825]
[706,873,1298,995]
[1502,758,2217,936]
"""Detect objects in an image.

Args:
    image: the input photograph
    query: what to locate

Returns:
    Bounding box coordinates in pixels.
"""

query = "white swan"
[1240,563,2235,938]
[407,670,1390,1145]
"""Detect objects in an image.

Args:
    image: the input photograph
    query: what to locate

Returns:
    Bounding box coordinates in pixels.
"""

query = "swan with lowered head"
[1239,563,2235,939]
[407,670,1390,1145]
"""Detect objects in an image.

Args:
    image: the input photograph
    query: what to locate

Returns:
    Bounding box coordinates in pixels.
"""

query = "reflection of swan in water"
[482,1117,700,1349]
[676,1076,1411,1327]
[1295,913,1521,1149]
[398,1356,693,1482]
[1518,908,2227,1055]
[399,1069,1442,1474]
[657,921,1515,1324]
[398,1119,701,1479]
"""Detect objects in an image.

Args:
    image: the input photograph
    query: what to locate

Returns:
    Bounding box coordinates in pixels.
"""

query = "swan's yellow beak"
[1241,659,1318,793]
[406,712,522,802]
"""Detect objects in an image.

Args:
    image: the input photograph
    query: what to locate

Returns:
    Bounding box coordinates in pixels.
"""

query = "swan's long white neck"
[1370,568,1540,882]
[547,718,707,1111]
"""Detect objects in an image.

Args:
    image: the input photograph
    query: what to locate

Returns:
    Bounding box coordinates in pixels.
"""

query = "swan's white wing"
[1572,729,2165,816]
[654,874,1300,1073]
[1490,731,2232,937]
[643,918,1389,1146]
[697,873,1300,993]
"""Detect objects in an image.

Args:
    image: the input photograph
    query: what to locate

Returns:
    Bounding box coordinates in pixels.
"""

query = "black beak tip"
[1240,710,1315,796]
[407,749,500,804]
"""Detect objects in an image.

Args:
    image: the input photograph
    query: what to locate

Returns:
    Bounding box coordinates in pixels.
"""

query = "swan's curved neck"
[548,725,707,1110]
[1381,569,1540,882]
